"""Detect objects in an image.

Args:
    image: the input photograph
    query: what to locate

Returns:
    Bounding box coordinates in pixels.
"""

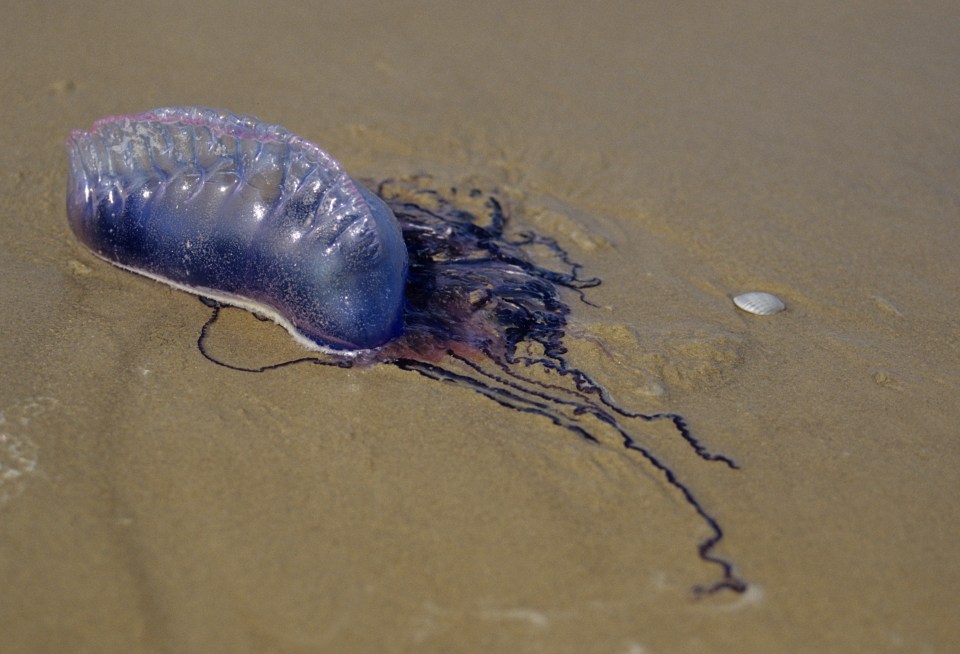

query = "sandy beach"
[1,1,958,651]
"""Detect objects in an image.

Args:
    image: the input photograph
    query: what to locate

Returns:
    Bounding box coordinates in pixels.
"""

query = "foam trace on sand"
[0,397,58,507]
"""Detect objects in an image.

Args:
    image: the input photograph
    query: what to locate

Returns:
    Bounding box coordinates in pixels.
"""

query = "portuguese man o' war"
[66,108,747,595]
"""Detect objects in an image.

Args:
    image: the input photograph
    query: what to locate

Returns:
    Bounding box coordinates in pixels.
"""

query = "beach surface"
[1,1,958,652]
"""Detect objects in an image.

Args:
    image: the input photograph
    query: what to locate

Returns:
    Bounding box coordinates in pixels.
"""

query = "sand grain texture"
[1,1,958,652]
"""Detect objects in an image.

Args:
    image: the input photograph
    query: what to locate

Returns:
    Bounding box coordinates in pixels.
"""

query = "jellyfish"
[67,108,745,595]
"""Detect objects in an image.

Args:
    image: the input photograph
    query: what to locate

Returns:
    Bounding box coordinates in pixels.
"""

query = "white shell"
[733,292,785,316]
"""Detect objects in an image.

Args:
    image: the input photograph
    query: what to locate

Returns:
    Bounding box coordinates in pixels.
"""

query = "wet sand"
[1,1,958,652]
